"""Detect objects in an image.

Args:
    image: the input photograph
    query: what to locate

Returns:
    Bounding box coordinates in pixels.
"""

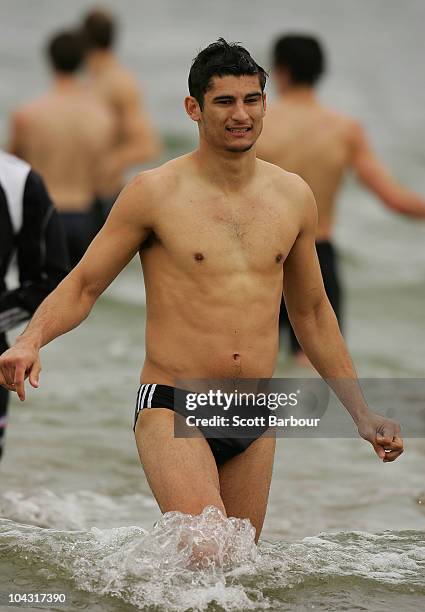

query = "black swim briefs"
[133,384,271,465]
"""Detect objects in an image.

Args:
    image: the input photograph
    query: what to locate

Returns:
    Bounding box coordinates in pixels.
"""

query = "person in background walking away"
[81,8,161,219]
[256,34,425,365]
[8,29,114,268]
[0,150,69,460]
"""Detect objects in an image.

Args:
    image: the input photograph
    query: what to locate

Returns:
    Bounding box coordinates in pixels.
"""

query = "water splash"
[0,506,260,611]
[1,511,424,611]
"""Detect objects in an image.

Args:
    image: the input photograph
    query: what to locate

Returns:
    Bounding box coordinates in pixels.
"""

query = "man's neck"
[195,140,257,193]
[52,74,80,91]
[86,50,116,73]
[279,85,318,105]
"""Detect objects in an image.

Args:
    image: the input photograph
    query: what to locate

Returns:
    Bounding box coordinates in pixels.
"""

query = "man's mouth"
[226,126,252,136]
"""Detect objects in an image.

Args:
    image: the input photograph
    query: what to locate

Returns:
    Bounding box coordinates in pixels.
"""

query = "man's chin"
[224,143,254,153]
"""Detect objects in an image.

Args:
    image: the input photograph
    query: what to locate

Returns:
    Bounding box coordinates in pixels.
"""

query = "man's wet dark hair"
[189,38,267,109]
[47,30,84,74]
[82,9,116,50]
[273,34,325,86]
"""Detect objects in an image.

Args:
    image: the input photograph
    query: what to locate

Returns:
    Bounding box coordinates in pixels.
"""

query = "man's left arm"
[0,171,69,334]
[282,179,403,462]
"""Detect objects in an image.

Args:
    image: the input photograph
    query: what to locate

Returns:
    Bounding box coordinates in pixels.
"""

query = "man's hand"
[357,412,403,462]
[0,343,41,401]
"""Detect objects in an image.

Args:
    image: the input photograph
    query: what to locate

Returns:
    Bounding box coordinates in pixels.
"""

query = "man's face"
[187,74,266,153]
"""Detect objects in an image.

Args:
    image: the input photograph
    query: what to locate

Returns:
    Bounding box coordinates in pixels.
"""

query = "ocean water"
[1,1,425,610]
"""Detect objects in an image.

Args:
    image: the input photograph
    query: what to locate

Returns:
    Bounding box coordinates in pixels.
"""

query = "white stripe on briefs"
[147,383,157,407]
[139,384,151,411]
[135,385,143,417]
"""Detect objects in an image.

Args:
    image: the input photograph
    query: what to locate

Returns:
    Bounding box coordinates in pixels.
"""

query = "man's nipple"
[194,252,204,261]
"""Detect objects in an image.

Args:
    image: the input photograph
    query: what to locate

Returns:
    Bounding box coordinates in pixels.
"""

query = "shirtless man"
[9,29,114,267]
[256,34,425,360]
[0,40,403,544]
[81,9,161,208]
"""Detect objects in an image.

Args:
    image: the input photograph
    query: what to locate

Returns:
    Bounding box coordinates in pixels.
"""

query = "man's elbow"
[382,191,425,219]
[62,270,99,312]
[289,292,333,328]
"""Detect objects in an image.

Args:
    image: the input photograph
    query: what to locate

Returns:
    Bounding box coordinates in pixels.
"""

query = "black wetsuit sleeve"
[0,171,70,334]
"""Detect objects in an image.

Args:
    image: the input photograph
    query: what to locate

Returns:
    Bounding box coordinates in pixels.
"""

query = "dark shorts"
[88,194,120,238]
[280,240,342,353]
[58,211,94,268]
[133,384,270,466]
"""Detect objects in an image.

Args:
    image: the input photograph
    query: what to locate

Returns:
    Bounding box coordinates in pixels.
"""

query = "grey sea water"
[1,0,425,610]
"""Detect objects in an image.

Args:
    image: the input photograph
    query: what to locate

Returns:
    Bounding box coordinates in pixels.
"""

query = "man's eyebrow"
[212,91,263,102]
[212,95,235,102]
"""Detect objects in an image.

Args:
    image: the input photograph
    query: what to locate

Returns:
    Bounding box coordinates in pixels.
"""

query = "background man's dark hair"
[82,9,116,50]
[273,34,325,86]
[47,30,84,74]
[189,38,267,109]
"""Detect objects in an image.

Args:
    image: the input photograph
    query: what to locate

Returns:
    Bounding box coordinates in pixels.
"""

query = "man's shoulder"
[323,106,360,134]
[100,63,140,100]
[11,100,39,128]
[122,155,189,200]
[257,159,316,219]
[257,158,311,194]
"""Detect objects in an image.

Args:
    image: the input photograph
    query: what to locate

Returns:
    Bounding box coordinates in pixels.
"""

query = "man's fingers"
[376,434,403,451]
[383,448,403,462]
[373,441,386,459]
[29,360,41,388]
[390,435,404,451]
[13,363,26,401]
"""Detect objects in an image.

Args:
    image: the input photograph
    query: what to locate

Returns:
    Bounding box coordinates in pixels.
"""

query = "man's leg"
[135,408,226,516]
[218,434,276,543]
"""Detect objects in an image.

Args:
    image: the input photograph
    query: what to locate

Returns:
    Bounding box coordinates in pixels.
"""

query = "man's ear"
[262,92,267,114]
[185,96,202,122]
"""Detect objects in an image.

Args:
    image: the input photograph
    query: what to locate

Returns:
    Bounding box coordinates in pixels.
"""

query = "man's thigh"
[218,434,276,543]
[135,408,226,516]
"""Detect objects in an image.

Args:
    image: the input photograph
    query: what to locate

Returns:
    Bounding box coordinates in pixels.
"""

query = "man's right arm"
[350,121,425,218]
[0,174,155,400]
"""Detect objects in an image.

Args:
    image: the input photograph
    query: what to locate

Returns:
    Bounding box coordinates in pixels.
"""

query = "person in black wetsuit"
[0,151,69,460]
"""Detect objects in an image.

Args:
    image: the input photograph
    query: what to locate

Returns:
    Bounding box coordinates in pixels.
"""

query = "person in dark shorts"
[0,151,69,459]
[8,29,114,268]
[257,34,425,361]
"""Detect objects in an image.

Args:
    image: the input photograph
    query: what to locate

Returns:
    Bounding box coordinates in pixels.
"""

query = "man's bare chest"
[143,196,298,272]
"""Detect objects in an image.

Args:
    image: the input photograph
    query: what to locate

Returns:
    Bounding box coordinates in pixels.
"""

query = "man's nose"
[231,101,250,122]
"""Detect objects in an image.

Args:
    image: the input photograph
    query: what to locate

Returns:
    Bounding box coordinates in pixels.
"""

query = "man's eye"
[246,98,260,103]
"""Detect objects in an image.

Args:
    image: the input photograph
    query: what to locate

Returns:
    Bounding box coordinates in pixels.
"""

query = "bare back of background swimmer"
[0,40,403,546]
[81,9,161,201]
[257,34,425,237]
[256,34,425,357]
[9,29,114,216]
